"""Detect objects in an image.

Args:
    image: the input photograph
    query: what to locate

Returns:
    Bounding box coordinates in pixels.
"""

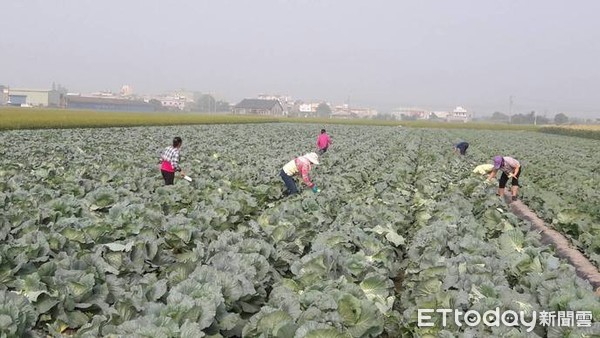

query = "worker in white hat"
[280,152,320,196]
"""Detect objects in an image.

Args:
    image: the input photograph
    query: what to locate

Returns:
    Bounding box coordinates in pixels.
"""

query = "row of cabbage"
[1,124,415,337]
[444,129,600,267]
[1,124,598,337]
[396,131,600,337]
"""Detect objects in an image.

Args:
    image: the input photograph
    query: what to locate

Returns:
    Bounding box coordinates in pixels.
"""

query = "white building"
[120,85,133,97]
[160,96,188,110]
[391,107,429,120]
[446,106,472,122]
[298,103,320,113]
[258,94,291,103]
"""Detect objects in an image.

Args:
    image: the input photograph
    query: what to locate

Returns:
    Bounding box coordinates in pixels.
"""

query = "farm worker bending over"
[280,152,320,196]
[454,141,469,155]
[159,137,186,185]
[487,155,521,201]
[473,163,494,175]
[316,129,332,155]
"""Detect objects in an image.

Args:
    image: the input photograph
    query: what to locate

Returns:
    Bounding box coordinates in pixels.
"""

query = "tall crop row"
[539,126,600,140]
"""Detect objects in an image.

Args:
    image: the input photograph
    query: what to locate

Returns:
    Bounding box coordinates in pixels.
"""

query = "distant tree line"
[193,93,230,112]
[489,111,573,125]
[373,113,397,121]
[148,93,231,113]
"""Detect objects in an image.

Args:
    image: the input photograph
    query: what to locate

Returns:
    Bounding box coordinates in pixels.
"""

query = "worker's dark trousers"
[318,147,328,155]
[162,170,175,185]
[280,169,298,195]
[459,144,469,155]
[499,167,522,188]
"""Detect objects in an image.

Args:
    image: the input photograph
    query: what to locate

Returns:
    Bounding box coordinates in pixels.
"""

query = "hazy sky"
[2,0,599,117]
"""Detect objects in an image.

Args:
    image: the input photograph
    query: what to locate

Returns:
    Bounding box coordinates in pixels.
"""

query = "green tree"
[316,102,332,117]
[491,112,509,122]
[554,113,569,125]
[195,94,216,112]
[216,100,231,112]
[510,112,536,124]
[536,115,550,125]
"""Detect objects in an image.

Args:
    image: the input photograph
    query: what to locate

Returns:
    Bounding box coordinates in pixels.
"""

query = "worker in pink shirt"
[316,129,332,155]
[280,152,320,196]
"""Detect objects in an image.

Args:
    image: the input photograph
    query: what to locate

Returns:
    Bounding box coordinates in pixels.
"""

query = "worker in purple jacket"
[454,141,469,155]
[487,155,522,201]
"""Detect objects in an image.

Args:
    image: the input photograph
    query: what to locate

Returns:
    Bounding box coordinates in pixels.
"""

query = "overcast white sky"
[1,0,599,117]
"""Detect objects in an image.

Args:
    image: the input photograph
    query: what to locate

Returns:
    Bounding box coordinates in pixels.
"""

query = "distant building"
[7,88,63,107]
[430,111,449,119]
[446,106,472,122]
[160,96,188,110]
[8,95,27,106]
[257,94,294,114]
[89,91,117,98]
[233,99,284,115]
[390,107,429,120]
[350,107,378,118]
[120,85,133,97]
[330,109,354,119]
[299,103,320,114]
[332,104,378,119]
[66,95,155,112]
[172,90,195,101]
[0,85,8,105]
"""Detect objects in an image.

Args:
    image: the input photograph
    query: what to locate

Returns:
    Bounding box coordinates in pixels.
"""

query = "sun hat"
[304,152,319,165]
[493,156,503,169]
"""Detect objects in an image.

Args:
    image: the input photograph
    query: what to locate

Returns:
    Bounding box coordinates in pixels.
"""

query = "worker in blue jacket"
[454,141,469,155]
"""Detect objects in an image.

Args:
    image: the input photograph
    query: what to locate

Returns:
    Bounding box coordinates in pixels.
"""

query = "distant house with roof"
[66,95,155,112]
[331,104,377,119]
[257,94,293,113]
[7,88,63,107]
[446,106,472,122]
[390,107,429,120]
[232,99,284,115]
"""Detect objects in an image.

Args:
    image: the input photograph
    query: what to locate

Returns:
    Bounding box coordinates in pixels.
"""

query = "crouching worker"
[454,141,469,155]
[487,155,521,201]
[160,137,186,185]
[280,152,320,196]
[473,163,494,175]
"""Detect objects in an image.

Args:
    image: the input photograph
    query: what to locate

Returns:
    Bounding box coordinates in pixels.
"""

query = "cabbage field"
[1,124,599,337]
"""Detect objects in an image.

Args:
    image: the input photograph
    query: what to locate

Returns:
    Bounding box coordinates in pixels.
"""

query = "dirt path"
[506,196,600,296]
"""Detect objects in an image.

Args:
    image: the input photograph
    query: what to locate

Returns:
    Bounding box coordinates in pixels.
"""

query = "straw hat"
[304,152,319,165]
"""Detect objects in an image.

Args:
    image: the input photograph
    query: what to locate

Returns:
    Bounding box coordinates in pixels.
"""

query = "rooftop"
[234,99,281,110]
